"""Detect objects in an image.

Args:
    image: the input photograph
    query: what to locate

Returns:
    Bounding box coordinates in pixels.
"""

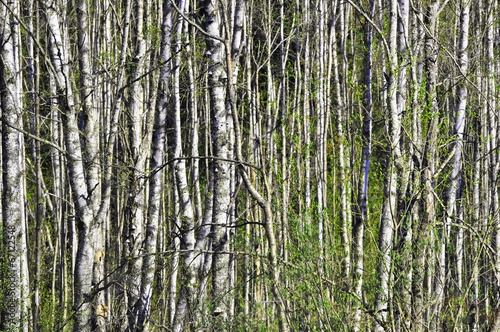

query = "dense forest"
[0,0,499,330]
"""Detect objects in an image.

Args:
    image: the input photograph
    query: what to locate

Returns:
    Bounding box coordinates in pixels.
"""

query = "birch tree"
[445,0,469,302]
[44,0,97,329]
[133,2,173,330]
[374,0,399,329]
[353,1,375,330]
[3,0,500,330]
[126,0,155,327]
[393,0,412,328]
[202,0,233,323]
[423,3,445,329]
[335,0,352,282]
[75,0,109,329]
[170,1,201,330]
[0,0,30,329]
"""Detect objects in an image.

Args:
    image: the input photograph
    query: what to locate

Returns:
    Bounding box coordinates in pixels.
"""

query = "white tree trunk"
[76,0,109,329]
[126,0,151,325]
[472,118,481,332]
[334,0,352,280]
[45,0,97,329]
[446,0,469,297]
[486,0,500,301]
[134,2,173,331]
[303,0,312,229]
[203,0,232,322]
[395,0,412,328]
[0,0,30,329]
[374,0,399,330]
[171,2,202,331]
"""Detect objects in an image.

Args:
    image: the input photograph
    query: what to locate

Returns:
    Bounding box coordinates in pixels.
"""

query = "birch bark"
[334,0,351,281]
[0,0,30,329]
[374,0,399,330]
[126,0,153,326]
[445,0,469,298]
[171,2,199,331]
[394,0,412,328]
[76,0,108,329]
[134,2,173,330]
[315,0,327,274]
[471,121,481,331]
[486,0,500,307]
[202,0,232,323]
[44,0,96,329]
[303,0,312,229]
